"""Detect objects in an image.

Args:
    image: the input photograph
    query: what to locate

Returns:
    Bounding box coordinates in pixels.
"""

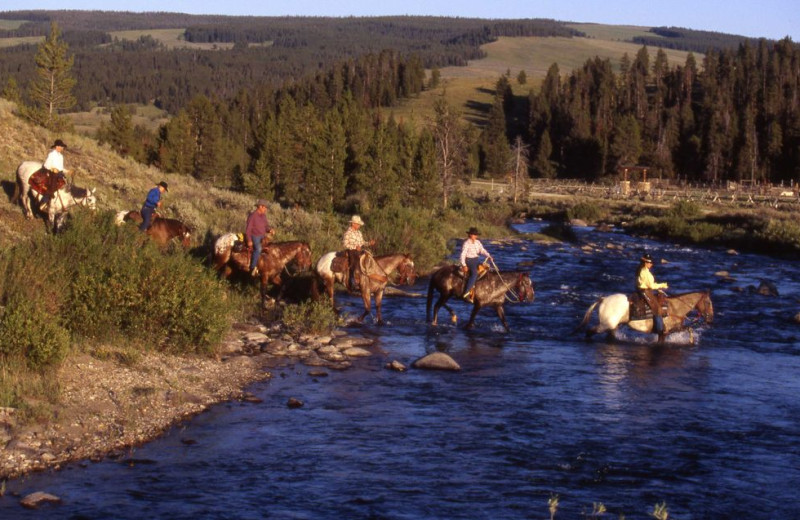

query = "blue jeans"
[139,206,155,231]
[249,235,264,270]
[463,257,482,295]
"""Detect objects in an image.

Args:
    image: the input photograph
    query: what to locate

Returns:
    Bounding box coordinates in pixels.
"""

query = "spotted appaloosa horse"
[426,265,534,331]
[115,210,191,248]
[14,161,96,230]
[576,290,714,344]
[213,233,313,307]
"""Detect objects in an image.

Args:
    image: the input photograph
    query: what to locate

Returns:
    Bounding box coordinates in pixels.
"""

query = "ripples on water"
[4,222,800,519]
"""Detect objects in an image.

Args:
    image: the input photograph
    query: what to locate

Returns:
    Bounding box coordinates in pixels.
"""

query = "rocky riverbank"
[0,321,377,483]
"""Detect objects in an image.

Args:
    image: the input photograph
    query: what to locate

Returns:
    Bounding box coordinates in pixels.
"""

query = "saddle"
[30,168,66,196]
[457,262,489,279]
[629,291,668,321]
[330,251,349,273]
[231,233,248,253]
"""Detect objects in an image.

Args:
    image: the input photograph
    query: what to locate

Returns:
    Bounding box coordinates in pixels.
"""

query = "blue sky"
[2,0,798,41]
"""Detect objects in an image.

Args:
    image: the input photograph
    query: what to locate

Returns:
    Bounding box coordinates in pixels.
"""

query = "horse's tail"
[574,297,603,334]
[426,275,436,322]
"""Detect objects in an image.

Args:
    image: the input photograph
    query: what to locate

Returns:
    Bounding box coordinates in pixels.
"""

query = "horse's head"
[515,273,535,302]
[83,188,97,211]
[394,255,417,286]
[697,291,714,324]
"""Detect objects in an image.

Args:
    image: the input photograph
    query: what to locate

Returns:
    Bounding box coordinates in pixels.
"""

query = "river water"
[3,222,800,519]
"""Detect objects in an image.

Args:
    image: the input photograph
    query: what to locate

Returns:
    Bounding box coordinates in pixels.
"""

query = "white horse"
[13,161,97,229]
[576,291,714,344]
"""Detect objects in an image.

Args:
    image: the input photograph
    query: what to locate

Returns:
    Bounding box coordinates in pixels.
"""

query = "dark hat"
[158,181,169,192]
[52,139,67,148]
[256,199,269,207]
[467,227,480,236]
[641,253,654,263]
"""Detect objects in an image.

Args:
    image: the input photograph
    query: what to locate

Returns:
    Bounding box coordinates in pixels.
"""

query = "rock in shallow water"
[21,491,62,509]
[412,352,461,371]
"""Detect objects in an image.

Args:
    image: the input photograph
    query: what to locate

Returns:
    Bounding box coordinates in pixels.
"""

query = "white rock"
[412,352,461,371]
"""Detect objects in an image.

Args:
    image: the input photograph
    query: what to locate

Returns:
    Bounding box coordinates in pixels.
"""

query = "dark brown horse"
[255,240,313,306]
[426,265,534,331]
[353,253,416,324]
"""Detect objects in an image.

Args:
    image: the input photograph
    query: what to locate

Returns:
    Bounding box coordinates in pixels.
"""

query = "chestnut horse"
[426,265,535,331]
[576,290,714,344]
[115,210,191,248]
[354,253,417,324]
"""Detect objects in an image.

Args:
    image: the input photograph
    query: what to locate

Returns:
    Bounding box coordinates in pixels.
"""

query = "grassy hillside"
[0,99,341,256]
[389,34,696,128]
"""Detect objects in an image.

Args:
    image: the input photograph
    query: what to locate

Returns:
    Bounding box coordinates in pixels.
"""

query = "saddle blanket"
[30,168,65,196]
[629,292,668,321]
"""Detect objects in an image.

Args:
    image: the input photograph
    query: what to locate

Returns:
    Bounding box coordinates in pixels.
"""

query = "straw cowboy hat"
[350,215,365,226]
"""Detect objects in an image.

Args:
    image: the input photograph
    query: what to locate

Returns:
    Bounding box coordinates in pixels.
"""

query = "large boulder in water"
[412,352,461,371]
[756,280,779,297]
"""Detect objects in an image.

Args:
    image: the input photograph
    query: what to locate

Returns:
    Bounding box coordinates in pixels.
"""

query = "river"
[2,221,799,519]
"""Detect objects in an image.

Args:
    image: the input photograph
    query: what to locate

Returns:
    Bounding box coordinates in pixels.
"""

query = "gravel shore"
[0,321,374,482]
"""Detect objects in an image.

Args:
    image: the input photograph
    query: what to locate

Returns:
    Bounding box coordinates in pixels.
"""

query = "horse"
[316,251,416,324]
[576,290,714,344]
[14,161,97,230]
[115,210,191,248]
[213,234,312,307]
[426,265,535,331]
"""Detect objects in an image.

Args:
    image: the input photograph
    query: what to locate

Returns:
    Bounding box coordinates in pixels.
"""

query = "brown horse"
[352,253,416,324]
[577,290,714,344]
[426,265,535,331]
[115,210,191,248]
[255,240,313,306]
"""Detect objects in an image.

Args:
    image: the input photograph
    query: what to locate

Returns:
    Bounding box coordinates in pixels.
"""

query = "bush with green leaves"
[0,211,233,356]
[0,296,70,370]
[280,300,339,337]
[567,201,607,223]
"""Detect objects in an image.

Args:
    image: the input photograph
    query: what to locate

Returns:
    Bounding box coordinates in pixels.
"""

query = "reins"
[488,257,524,302]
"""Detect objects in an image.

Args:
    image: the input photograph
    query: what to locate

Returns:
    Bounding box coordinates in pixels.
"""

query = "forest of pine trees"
[3,12,800,212]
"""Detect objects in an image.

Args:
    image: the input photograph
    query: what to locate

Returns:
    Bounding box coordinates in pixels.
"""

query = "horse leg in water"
[431,293,457,326]
[373,288,385,325]
[494,304,510,331]
[465,302,483,330]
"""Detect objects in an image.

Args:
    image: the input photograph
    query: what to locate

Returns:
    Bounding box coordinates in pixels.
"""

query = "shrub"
[668,200,702,219]
[0,211,233,356]
[281,300,339,336]
[567,201,607,223]
[0,297,70,369]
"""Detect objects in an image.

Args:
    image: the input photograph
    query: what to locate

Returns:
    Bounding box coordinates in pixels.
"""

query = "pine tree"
[28,22,76,131]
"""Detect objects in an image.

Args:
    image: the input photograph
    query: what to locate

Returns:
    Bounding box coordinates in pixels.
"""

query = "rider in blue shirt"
[139,181,168,232]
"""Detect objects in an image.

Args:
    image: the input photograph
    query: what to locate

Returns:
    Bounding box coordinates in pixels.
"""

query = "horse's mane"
[69,186,88,197]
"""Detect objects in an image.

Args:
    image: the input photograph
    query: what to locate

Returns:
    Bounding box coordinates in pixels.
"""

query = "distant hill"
[0,11,765,115]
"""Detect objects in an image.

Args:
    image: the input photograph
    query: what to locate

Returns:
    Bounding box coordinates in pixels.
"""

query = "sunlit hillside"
[389,31,697,129]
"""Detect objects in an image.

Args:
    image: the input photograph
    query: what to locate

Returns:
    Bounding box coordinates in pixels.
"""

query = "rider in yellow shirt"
[636,253,668,333]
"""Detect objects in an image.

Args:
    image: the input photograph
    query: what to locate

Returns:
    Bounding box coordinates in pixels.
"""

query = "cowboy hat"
[255,199,269,207]
[158,181,169,192]
[641,253,654,263]
[52,139,67,148]
[350,215,365,226]
[467,227,480,236]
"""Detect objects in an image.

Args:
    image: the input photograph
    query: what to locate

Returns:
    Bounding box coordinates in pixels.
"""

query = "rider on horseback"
[636,253,669,333]
[343,215,375,292]
[36,139,70,202]
[246,199,273,277]
[139,181,168,232]
[460,227,493,303]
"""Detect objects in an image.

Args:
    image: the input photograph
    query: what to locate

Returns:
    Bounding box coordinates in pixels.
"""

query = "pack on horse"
[115,210,191,248]
[426,264,534,331]
[13,161,97,230]
[576,290,714,344]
